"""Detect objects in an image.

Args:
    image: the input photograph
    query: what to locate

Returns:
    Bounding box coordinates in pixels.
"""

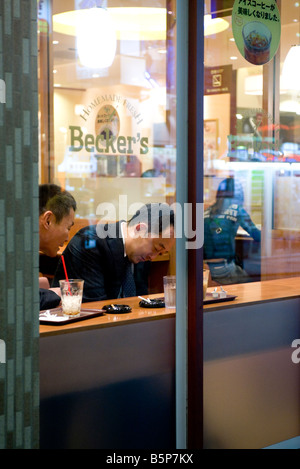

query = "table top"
[207,276,300,311]
[39,277,300,337]
[40,293,175,337]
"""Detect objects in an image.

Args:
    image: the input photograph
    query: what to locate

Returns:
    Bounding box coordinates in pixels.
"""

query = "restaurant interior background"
[203,0,300,283]
[38,0,300,290]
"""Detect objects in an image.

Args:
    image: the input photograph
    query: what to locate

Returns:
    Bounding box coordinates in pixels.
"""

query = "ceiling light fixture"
[76,7,116,69]
[53,7,167,41]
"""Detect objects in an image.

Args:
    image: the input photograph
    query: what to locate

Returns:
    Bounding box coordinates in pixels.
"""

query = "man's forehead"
[150,225,174,239]
[162,224,175,237]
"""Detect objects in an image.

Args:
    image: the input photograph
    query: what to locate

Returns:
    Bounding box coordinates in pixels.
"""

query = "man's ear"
[40,211,54,229]
[134,222,148,237]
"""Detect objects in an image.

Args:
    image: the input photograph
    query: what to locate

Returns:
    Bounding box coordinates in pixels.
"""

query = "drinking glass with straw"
[59,256,84,318]
[61,255,72,295]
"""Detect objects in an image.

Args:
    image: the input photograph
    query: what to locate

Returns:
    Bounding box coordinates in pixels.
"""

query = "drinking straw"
[61,255,72,295]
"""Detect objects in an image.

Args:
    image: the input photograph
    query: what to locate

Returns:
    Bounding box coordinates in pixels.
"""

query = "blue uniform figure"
[204,177,261,284]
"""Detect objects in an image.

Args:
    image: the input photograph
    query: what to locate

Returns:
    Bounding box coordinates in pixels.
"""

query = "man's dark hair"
[39,184,77,223]
[128,203,175,235]
[216,177,244,203]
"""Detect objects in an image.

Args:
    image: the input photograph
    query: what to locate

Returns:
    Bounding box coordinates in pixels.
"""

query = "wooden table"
[40,293,175,337]
[204,276,300,311]
[40,277,300,337]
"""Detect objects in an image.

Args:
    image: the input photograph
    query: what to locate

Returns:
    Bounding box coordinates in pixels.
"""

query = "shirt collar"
[120,221,127,257]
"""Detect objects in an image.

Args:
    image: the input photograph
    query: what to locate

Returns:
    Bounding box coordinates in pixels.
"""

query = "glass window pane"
[204,0,300,285]
[50,1,175,216]
[38,0,177,293]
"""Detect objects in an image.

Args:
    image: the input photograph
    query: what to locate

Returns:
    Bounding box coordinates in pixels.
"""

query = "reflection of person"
[204,177,261,284]
[52,203,175,302]
[39,184,76,310]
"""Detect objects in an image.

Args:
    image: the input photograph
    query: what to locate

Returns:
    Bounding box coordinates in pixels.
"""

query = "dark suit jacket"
[39,288,61,311]
[52,221,131,302]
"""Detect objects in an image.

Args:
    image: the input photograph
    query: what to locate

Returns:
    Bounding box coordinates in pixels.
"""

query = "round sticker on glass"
[232,0,281,65]
[95,104,120,148]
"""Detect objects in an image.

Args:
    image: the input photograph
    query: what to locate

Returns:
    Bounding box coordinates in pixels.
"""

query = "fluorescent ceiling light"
[53,7,167,41]
[204,14,229,36]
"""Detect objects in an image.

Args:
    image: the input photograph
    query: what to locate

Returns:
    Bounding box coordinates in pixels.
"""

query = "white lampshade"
[204,14,229,36]
[53,8,167,41]
[281,45,300,90]
[76,8,117,69]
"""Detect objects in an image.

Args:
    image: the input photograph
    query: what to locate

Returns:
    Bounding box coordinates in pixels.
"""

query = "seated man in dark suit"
[39,184,77,310]
[52,203,175,302]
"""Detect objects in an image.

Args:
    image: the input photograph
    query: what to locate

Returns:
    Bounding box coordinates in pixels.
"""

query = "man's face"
[40,209,75,257]
[126,225,175,264]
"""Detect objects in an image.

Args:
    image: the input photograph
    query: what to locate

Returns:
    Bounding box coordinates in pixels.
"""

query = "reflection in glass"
[204,0,300,284]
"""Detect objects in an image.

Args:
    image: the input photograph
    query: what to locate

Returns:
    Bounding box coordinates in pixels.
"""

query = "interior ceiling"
[52,0,165,15]
[49,0,300,87]
[204,0,300,69]
[50,0,169,89]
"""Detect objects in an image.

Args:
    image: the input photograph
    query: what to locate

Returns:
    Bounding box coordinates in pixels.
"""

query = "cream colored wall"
[236,68,263,109]
[204,75,262,163]
[54,88,86,172]
[204,93,230,159]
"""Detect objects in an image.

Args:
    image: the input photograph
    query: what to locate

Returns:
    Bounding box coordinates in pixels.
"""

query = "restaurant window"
[38,0,177,291]
[204,0,300,286]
